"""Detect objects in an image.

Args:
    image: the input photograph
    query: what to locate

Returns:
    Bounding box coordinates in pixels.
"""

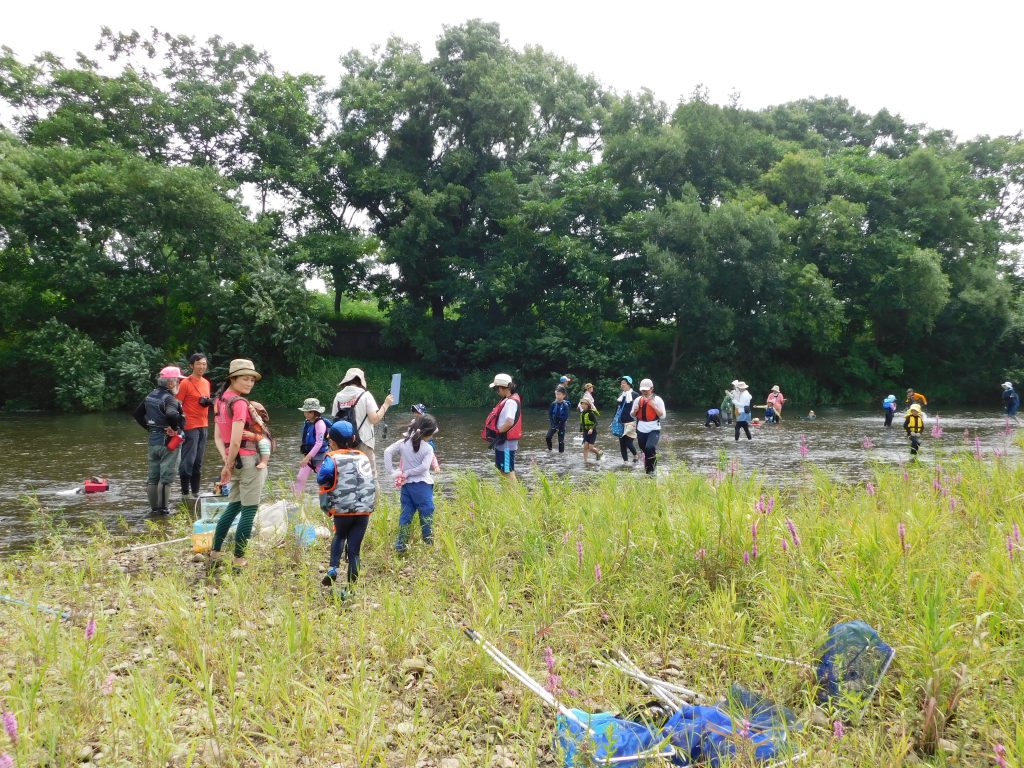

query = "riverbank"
[2,457,1022,766]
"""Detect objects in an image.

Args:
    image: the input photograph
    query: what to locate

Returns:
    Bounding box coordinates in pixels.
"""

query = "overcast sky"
[5,1,1022,140]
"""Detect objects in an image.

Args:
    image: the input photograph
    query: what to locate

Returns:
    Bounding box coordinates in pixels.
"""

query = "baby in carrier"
[243,401,273,470]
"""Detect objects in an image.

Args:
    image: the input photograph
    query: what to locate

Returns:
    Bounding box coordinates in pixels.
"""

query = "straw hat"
[771,385,781,393]
[735,381,749,390]
[227,359,261,380]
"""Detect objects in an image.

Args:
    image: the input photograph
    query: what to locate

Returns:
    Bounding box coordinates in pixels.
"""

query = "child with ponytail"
[383,413,439,554]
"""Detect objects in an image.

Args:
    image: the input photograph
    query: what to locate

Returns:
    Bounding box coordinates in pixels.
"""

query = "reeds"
[0,453,1022,766]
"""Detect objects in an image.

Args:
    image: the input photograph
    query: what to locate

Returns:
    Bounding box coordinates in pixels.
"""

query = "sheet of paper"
[390,373,401,406]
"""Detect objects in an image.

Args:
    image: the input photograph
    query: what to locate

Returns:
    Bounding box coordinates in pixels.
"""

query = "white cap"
[1002,381,1013,389]
[639,378,654,392]
[489,373,513,388]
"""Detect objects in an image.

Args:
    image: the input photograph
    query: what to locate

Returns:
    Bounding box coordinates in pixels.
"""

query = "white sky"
[4,0,1023,141]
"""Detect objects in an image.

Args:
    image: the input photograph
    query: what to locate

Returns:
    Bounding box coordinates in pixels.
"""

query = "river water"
[0,406,1018,553]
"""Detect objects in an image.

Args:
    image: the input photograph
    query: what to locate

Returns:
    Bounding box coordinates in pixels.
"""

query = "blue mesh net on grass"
[816,621,894,704]
[556,688,798,767]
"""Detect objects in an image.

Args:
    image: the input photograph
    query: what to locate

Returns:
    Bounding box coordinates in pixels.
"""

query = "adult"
[484,373,522,481]
[332,367,393,474]
[1002,381,1020,421]
[766,385,785,423]
[211,358,266,568]
[719,388,734,426]
[176,353,212,497]
[133,366,186,515]
[630,378,666,475]
[733,381,753,441]
[613,376,639,463]
[905,388,928,411]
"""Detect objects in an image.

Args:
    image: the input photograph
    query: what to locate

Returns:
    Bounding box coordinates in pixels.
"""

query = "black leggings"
[884,410,894,427]
[735,421,751,441]
[619,434,638,461]
[545,425,566,452]
[329,515,369,582]
[637,430,660,474]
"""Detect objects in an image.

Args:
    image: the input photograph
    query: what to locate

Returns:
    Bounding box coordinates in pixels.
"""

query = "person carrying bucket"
[133,365,187,515]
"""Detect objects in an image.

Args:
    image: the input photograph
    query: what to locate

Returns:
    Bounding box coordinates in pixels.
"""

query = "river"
[0,406,1018,553]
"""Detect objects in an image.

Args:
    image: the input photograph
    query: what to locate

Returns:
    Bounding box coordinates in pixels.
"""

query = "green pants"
[212,502,258,558]
[146,442,180,485]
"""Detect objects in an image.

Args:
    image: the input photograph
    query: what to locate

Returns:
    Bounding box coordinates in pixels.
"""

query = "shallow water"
[0,405,1018,553]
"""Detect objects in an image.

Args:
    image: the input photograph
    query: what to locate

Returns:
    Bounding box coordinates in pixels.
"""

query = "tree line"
[1,20,1022,411]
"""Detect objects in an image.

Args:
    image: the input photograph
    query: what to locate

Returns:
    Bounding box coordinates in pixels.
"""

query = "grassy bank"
[1,454,1023,767]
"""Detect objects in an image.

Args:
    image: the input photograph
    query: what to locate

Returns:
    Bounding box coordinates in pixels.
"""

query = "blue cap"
[329,420,354,443]
[559,375,570,383]
[620,375,633,385]
[412,403,428,415]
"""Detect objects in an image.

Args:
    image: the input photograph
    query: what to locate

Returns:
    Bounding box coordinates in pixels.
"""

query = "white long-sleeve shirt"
[383,438,436,485]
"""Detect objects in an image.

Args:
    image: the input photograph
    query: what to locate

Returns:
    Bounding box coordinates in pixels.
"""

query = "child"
[705,408,721,428]
[578,382,596,412]
[294,397,330,494]
[245,401,273,470]
[384,414,439,554]
[409,404,440,470]
[318,420,376,597]
[903,403,925,456]
[546,386,570,452]
[882,394,897,427]
[580,399,603,461]
[719,389,734,425]
[764,404,778,424]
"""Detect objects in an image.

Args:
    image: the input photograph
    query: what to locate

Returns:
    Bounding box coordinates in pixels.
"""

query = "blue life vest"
[549,400,570,427]
[300,417,332,457]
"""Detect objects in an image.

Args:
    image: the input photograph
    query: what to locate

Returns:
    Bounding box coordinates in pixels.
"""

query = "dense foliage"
[1,22,1022,410]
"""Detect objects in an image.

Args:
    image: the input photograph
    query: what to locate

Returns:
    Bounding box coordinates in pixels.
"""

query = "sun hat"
[1002,381,1013,389]
[639,378,654,392]
[731,380,740,387]
[619,375,633,385]
[159,366,185,380]
[338,367,366,388]
[771,385,781,392]
[298,397,326,413]
[884,394,896,403]
[735,381,749,390]
[329,419,354,443]
[227,359,261,380]
[412,403,428,415]
[909,403,921,413]
[489,373,513,389]
[584,382,594,390]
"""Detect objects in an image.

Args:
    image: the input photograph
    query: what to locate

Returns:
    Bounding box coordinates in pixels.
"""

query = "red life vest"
[482,394,523,441]
[635,396,660,423]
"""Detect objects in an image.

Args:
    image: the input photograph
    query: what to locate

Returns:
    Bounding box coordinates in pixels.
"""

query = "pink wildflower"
[562,530,571,544]
[544,647,561,694]
[994,743,1009,768]
[755,495,766,514]
[738,718,751,738]
[0,752,12,768]
[751,519,760,541]
[1014,522,1021,545]
[576,539,584,570]
[930,416,943,438]
[862,437,874,450]
[974,437,983,460]
[85,617,96,642]
[751,543,758,560]
[1008,536,1016,561]
[949,497,959,511]
[785,518,801,547]
[898,522,908,554]
[743,551,750,565]
[101,672,116,696]
[867,482,876,497]
[780,537,789,553]
[832,720,845,740]
[2,710,16,744]
[799,435,809,459]
[766,495,775,515]
[594,563,602,583]
[695,548,706,560]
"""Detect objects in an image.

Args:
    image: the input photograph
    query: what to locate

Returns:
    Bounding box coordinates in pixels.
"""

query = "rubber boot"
[180,475,191,497]
[159,483,174,515]
[146,484,160,513]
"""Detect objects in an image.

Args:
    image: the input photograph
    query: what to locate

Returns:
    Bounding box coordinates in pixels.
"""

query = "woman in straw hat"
[210,358,267,568]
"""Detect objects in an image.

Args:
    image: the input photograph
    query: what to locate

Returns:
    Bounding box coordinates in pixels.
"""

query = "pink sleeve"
[230,399,249,422]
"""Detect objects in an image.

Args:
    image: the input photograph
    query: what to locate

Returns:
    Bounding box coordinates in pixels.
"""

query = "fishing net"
[815,621,894,704]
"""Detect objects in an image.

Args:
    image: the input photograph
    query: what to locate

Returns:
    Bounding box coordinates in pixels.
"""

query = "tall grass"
[1,453,1022,766]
